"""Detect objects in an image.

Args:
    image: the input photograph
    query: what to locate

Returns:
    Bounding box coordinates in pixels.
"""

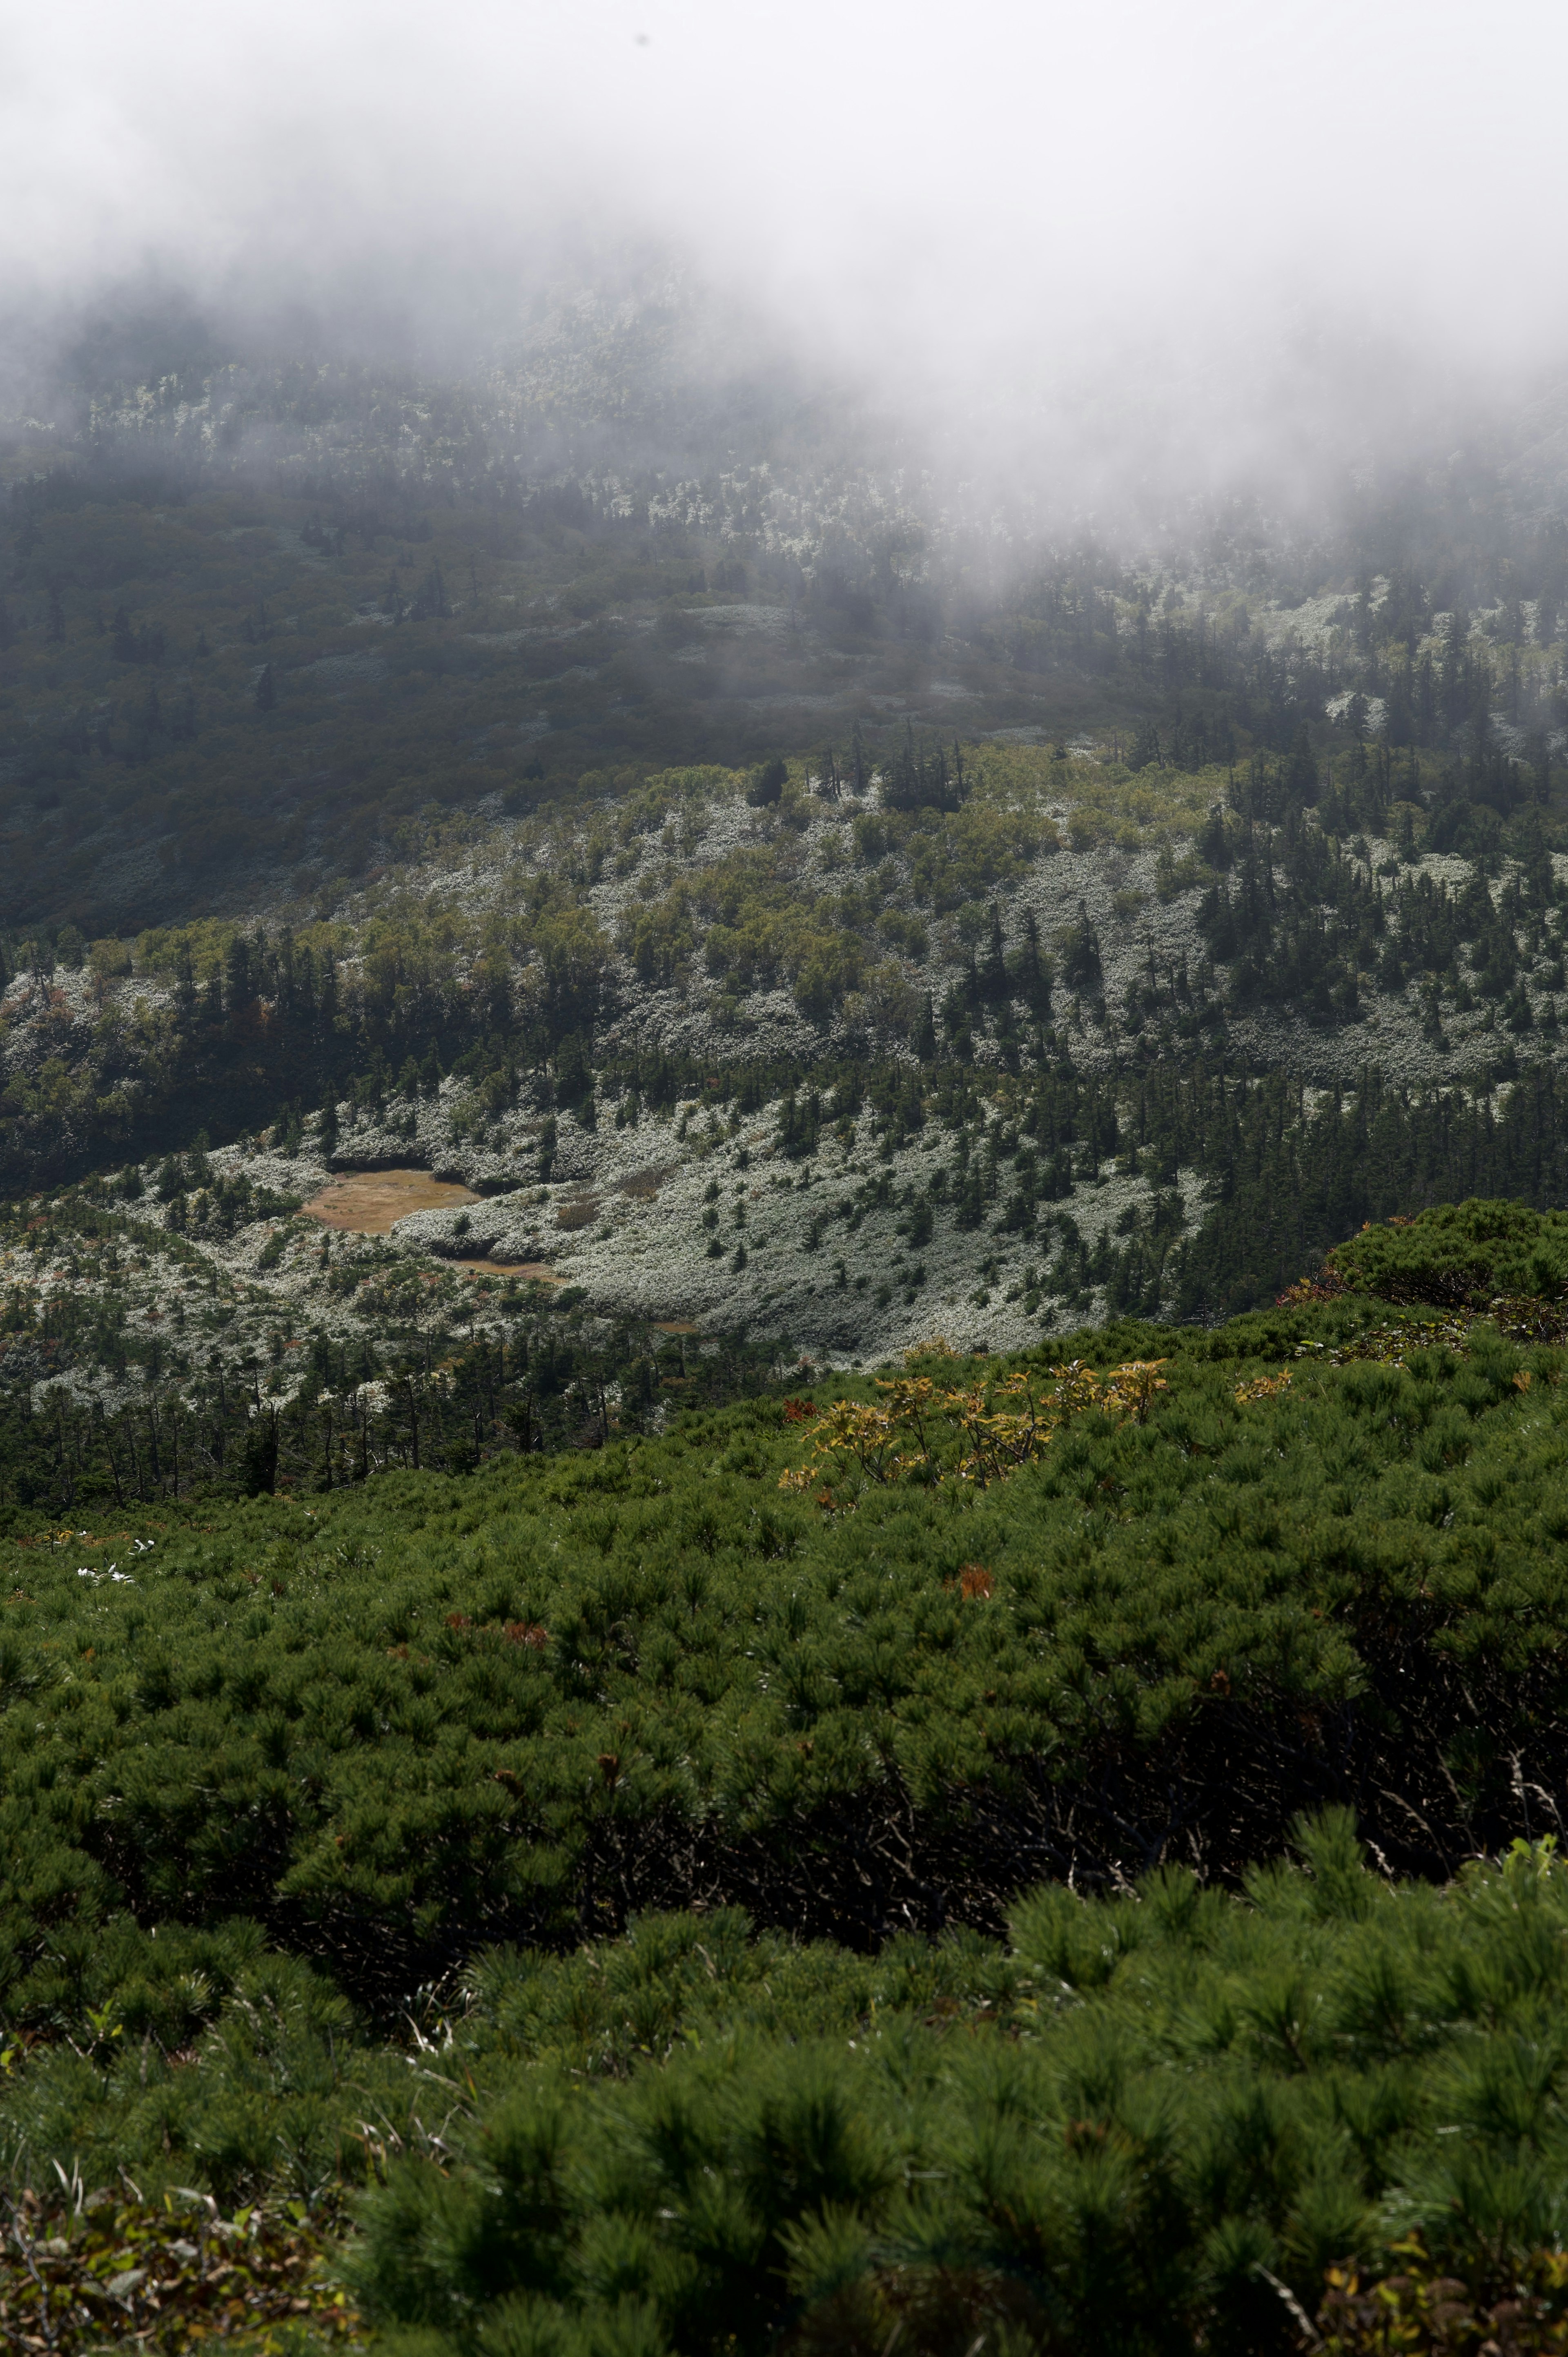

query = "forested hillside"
[12,321,1568,2353]
[4,716,1568,1519]
[4,307,1568,945]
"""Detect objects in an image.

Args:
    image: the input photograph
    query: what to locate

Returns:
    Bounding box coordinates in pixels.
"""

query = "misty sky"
[5,1,1568,500]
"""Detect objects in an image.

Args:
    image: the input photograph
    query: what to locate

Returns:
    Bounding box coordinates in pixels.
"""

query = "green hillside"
[7,1224,1568,2348]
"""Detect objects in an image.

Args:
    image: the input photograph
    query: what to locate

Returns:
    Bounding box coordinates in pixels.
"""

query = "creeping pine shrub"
[5,1316,1568,2009]
[10,1276,1568,2344]
[1326,1199,1568,1309]
[330,1823,1568,2357]
[19,1838,1568,2350]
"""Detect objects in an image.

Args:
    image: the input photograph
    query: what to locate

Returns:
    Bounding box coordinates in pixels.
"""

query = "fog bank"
[5,0,1568,519]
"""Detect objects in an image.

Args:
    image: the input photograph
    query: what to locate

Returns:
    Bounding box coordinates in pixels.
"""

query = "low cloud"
[5,0,1567,526]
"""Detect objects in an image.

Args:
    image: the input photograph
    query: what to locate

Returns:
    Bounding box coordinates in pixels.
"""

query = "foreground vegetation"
[5,1205,1568,2346]
[15,1829,1568,2356]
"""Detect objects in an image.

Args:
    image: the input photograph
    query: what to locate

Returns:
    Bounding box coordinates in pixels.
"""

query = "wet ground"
[301,1169,561,1280]
[301,1168,481,1231]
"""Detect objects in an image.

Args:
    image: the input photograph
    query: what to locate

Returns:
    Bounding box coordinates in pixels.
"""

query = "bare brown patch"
[654,1319,700,1333]
[617,1164,675,1201]
[303,1167,481,1233]
[555,1196,599,1232]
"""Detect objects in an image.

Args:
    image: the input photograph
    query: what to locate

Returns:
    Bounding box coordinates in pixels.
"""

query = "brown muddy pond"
[301,1168,481,1233]
[301,1170,564,1284]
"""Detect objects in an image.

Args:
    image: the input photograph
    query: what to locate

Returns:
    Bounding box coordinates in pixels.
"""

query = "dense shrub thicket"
[339,1827,1568,2356]
[6,1296,1568,2019]
[9,1212,1568,2348]
[1328,1195,1568,1306]
[13,1833,1568,2353]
